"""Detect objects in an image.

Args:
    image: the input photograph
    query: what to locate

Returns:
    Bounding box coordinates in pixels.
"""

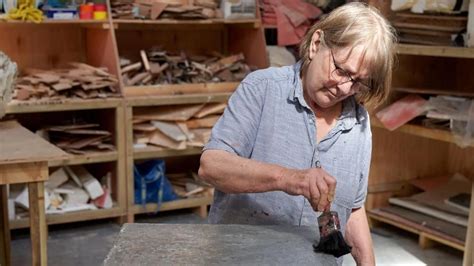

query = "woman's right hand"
[278,167,337,212]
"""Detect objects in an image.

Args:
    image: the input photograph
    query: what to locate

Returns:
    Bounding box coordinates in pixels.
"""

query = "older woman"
[199,2,396,265]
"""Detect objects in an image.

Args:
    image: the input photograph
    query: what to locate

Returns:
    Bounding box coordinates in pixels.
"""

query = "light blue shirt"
[204,62,371,236]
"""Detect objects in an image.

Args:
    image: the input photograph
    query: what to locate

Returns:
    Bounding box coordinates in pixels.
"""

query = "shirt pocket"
[333,168,358,210]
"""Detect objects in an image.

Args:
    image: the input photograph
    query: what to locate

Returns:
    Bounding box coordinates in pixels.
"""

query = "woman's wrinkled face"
[302,30,371,109]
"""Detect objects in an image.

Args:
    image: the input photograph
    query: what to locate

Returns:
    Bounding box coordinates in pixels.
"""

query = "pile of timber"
[133,102,226,149]
[121,49,251,86]
[168,172,214,198]
[391,12,467,46]
[13,63,120,101]
[111,0,134,19]
[111,0,222,20]
[38,122,115,155]
[13,167,112,218]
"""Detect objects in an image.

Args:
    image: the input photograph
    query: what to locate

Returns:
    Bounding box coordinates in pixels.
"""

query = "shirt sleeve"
[352,115,372,209]
[203,77,265,158]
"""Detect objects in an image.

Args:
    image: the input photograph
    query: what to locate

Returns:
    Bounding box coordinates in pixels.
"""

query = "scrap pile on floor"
[37,122,115,155]
[111,0,222,20]
[13,63,120,101]
[10,166,113,219]
[133,102,226,149]
[120,49,251,86]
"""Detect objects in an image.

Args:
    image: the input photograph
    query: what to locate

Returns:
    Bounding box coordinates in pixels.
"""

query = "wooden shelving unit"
[0,12,128,227]
[367,2,474,265]
[0,0,267,235]
[114,0,268,223]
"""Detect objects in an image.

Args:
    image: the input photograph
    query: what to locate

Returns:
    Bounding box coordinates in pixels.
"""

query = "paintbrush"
[313,210,352,257]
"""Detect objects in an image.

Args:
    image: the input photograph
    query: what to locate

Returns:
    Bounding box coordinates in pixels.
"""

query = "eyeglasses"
[329,49,372,93]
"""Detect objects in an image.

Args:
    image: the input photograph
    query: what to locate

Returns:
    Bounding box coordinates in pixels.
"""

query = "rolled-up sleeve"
[204,77,265,158]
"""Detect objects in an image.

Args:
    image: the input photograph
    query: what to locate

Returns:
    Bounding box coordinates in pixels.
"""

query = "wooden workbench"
[0,120,67,266]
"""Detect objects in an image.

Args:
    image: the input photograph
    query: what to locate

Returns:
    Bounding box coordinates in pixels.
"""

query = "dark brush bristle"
[313,231,352,258]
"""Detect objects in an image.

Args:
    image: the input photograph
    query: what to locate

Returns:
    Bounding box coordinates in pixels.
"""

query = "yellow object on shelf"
[7,0,43,22]
[93,11,107,20]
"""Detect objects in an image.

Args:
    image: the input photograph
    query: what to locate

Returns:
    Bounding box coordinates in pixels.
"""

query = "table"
[0,120,67,266]
[104,223,338,265]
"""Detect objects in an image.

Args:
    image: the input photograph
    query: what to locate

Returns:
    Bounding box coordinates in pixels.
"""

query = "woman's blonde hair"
[299,2,397,107]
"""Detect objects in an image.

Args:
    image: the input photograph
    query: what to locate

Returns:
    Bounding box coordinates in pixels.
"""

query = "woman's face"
[302,31,371,109]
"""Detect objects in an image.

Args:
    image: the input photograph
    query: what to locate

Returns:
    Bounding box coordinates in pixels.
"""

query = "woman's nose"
[337,81,353,96]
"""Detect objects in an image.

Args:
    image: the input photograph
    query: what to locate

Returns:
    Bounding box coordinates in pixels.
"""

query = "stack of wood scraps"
[12,166,113,218]
[13,62,120,101]
[133,102,226,149]
[391,12,467,46]
[38,122,115,155]
[111,0,222,20]
[167,172,214,198]
[121,48,252,86]
[111,0,134,19]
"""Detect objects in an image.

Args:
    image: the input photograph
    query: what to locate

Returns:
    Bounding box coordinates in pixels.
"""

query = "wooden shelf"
[113,18,260,28]
[134,147,202,160]
[397,44,474,59]
[393,87,474,98]
[0,19,110,28]
[371,119,474,147]
[132,196,212,215]
[123,82,238,98]
[10,207,123,229]
[6,98,123,114]
[48,150,118,167]
[127,92,231,107]
[368,208,465,251]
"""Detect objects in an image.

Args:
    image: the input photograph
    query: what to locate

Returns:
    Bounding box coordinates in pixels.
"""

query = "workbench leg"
[194,205,208,219]
[28,182,47,266]
[0,185,11,266]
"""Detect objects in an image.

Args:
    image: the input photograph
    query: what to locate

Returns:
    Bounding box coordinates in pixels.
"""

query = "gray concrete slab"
[104,223,338,266]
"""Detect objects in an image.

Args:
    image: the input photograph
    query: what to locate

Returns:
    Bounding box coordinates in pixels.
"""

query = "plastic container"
[79,3,94,19]
[93,3,107,20]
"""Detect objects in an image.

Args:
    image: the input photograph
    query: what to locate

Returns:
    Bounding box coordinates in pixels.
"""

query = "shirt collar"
[288,61,309,109]
[288,61,365,130]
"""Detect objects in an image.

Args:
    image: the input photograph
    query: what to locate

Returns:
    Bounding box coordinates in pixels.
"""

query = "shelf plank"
[368,207,465,251]
[113,18,260,28]
[371,119,474,147]
[10,207,123,229]
[397,44,474,59]
[48,150,118,167]
[393,87,474,98]
[0,19,110,28]
[123,82,238,98]
[134,147,202,160]
[6,98,122,113]
[127,92,231,107]
[133,196,212,215]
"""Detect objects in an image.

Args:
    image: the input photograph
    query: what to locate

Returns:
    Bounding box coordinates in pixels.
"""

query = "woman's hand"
[278,167,337,212]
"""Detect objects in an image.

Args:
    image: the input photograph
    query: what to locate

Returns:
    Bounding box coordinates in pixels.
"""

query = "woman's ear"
[309,30,322,60]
